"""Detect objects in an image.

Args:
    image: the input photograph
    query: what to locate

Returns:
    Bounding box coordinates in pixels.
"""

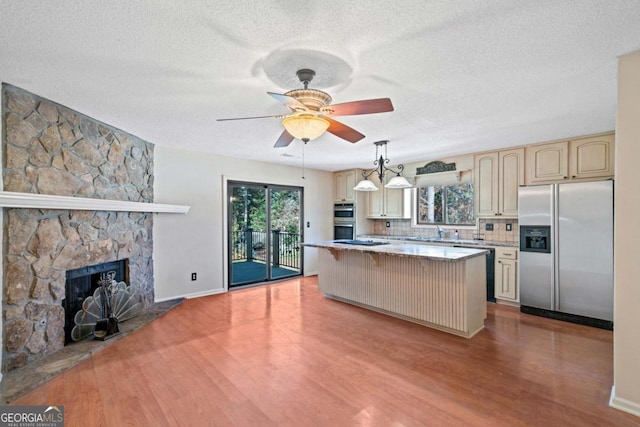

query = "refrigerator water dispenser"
[520,226,551,253]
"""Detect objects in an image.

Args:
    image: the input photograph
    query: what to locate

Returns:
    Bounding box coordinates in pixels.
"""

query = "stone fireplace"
[2,84,155,372]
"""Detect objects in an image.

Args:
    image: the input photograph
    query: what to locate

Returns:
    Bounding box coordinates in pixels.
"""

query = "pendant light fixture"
[354,140,412,191]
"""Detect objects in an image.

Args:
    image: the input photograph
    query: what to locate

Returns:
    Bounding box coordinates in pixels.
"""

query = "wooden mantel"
[0,191,190,214]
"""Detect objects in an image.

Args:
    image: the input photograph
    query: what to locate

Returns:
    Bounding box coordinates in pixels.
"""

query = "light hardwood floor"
[12,276,640,426]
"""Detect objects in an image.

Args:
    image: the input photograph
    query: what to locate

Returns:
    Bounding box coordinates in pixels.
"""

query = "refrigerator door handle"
[552,184,560,311]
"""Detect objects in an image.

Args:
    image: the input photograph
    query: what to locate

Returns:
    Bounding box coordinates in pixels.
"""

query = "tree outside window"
[417,184,474,225]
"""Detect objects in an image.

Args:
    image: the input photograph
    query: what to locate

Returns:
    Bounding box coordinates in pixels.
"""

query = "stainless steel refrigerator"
[518,180,613,329]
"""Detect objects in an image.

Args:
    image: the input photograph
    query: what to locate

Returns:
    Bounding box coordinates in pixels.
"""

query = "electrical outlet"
[485,223,494,231]
[386,221,391,228]
[506,223,512,231]
[191,273,197,281]
[306,221,310,228]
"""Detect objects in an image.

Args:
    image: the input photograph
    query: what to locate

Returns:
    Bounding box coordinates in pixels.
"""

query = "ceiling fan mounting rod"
[296,69,315,89]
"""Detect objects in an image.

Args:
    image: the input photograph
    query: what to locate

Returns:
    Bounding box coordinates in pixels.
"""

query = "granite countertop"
[302,240,488,261]
[357,234,519,248]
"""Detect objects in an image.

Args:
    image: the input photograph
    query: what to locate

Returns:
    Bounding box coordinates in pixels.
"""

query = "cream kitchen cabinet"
[569,134,615,179]
[495,247,518,302]
[474,148,524,217]
[525,133,614,184]
[334,169,357,202]
[525,141,568,183]
[367,176,410,218]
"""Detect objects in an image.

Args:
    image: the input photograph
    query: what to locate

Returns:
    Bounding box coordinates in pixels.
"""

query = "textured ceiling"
[2,1,640,171]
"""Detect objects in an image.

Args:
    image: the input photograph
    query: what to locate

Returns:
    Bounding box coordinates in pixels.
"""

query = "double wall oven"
[334,203,355,240]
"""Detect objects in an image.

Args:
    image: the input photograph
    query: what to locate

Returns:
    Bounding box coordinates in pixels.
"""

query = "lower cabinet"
[495,247,518,302]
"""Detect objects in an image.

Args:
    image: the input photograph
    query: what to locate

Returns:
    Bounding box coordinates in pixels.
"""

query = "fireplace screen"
[64,260,142,344]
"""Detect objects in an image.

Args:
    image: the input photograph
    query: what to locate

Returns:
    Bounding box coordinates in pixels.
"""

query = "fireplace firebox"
[64,259,129,344]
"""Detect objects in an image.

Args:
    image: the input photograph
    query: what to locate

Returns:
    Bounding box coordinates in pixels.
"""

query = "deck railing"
[231,229,301,269]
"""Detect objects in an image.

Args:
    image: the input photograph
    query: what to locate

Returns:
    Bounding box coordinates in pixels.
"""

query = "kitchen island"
[304,241,488,338]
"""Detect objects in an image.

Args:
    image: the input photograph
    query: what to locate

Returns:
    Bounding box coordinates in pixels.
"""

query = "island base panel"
[323,294,485,338]
[317,249,486,338]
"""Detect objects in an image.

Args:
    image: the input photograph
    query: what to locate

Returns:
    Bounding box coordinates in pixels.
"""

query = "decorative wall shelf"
[0,191,190,214]
[413,169,472,187]
[416,160,457,175]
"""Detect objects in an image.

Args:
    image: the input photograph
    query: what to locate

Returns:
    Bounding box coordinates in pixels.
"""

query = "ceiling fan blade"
[217,115,280,121]
[326,118,365,143]
[268,92,308,111]
[274,130,295,148]
[329,98,394,116]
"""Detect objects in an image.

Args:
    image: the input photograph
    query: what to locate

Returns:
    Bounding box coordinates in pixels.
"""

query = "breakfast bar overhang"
[304,241,488,338]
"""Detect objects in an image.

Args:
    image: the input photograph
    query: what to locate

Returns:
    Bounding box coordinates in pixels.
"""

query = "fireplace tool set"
[94,271,120,340]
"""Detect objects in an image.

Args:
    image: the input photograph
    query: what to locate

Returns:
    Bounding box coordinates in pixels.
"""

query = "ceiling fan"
[217,69,394,147]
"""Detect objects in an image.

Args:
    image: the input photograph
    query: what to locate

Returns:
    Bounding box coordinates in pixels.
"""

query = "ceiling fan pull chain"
[301,140,306,180]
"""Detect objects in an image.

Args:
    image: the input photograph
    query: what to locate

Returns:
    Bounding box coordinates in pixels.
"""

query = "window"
[416,183,474,225]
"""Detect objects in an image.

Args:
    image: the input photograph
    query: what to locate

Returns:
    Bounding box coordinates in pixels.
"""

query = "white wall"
[152,146,333,301]
[611,50,640,416]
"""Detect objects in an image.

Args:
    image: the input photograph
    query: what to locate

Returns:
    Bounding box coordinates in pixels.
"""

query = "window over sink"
[416,183,474,225]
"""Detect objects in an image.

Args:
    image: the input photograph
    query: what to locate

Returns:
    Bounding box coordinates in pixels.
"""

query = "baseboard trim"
[184,288,227,299]
[610,386,640,418]
[155,288,226,302]
[520,305,613,330]
[495,298,520,307]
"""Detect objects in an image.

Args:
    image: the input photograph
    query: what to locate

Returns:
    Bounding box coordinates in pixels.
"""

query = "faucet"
[436,226,443,238]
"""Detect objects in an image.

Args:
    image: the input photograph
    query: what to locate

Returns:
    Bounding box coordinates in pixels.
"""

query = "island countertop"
[302,240,488,262]
[357,234,518,248]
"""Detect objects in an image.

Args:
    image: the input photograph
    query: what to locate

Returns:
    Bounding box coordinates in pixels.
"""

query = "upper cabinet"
[474,148,524,217]
[474,152,499,216]
[525,133,614,184]
[570,134,615,179]
[367,175,411,219]
[499,149,525,215]
[334,169,357,202]
[525,141,568,183]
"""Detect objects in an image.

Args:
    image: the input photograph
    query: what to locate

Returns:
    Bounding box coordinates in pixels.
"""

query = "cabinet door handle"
[503,253,512,256]
[498,260,502,263]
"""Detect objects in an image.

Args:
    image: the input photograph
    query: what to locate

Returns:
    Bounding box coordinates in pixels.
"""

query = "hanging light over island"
[354,140,412,191]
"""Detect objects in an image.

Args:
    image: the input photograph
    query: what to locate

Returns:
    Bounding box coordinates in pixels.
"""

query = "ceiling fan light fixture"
[217,69,394,148]
[282,115,330,142]
[353,179,379,191]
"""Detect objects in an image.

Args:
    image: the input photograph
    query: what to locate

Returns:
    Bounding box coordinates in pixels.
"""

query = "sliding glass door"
[228,181,303,288]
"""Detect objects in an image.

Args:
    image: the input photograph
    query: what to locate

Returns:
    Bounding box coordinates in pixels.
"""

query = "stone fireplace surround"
[2,84,160,372]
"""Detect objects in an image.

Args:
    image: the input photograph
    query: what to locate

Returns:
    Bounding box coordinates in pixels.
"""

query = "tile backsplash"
[370,218,519,244]
[476,218,519,243]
